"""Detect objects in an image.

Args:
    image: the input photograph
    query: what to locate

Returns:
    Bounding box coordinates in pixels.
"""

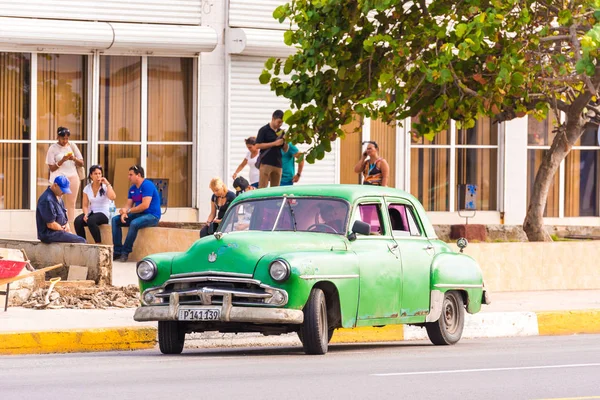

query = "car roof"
[234,184,437,239]
[236,184,416,203]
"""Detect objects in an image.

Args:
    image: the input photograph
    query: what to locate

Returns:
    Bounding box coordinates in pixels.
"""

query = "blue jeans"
[280,180,294,186]
[40,231,87,244]
[112,213,159,255]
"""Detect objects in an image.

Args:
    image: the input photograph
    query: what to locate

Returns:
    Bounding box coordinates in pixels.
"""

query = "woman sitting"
[200,178,236,238]
[74,165,116,243]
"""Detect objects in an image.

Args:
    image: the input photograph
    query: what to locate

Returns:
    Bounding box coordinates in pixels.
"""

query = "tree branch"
[569,24,597,94]
[448,63,479,97]
[539,35,571,43]
[418,0,430,18]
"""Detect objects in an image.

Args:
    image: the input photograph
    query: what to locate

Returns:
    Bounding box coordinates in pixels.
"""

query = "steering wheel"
[307,223,338,233]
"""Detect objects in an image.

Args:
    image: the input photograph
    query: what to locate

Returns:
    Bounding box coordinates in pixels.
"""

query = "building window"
[565,125,600,217]
[98,55,142,207]
[0,53,197,212]
[36,54,88,204]
[526,114,560,217]
[0,53,31,210]
[410,117,499,211]
[147,57,194,207]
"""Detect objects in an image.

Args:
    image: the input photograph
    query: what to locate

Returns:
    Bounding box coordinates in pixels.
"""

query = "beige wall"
[452,242,600,292]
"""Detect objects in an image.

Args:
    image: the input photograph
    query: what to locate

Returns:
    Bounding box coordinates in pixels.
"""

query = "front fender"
[253,250,359,327]
[430,252,484,314]
[138,252,179,293]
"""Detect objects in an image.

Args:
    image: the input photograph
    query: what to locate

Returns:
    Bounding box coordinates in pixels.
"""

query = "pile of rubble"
[20,284,141,309]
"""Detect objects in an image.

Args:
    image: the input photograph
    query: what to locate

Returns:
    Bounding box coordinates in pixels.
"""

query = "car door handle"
[423,245,434,251]
[388,243,399,252]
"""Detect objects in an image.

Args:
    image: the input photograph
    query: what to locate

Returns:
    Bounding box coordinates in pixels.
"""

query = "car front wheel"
[158,321,185,354]
[425,291,465,345]
[300,288,329,355]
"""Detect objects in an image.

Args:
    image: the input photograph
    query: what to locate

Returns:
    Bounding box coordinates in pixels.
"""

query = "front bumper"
[134,292,304,324]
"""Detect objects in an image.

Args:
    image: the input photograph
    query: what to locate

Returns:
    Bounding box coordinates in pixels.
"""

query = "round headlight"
[269,259,290,282]
[137,260,157,281]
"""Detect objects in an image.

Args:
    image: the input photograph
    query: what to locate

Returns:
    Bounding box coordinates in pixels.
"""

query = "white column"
[395,119,407,190]
[140,56,148,171]
[503,117,528,225]
[197,0,226,218]
[29,53,38,210]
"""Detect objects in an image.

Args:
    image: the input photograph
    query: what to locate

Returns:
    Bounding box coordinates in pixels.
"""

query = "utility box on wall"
[457,184,478,210]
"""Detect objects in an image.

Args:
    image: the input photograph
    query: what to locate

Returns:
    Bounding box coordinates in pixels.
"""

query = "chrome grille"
[142,274,288,307]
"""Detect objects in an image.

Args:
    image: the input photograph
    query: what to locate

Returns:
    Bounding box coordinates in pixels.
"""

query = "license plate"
[178,308,221,321]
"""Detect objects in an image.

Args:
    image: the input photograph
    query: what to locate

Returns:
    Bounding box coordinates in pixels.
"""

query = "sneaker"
[119,254,129,262]
[113,253,120,261]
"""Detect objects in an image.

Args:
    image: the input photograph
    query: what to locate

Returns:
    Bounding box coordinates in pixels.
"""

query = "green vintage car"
[134,185,489,355]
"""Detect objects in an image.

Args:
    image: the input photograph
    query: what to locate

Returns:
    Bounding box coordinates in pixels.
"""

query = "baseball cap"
[233,176,250,196]
[53,175,72,194]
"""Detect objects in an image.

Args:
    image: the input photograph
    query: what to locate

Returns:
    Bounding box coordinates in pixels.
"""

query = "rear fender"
[429,252,484,315]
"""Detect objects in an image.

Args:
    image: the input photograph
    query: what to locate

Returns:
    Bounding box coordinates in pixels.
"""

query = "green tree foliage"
[264,0,600,241]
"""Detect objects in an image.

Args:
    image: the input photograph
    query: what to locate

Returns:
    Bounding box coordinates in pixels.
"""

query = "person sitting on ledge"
[111,165,161,262]
[36,174,87,244]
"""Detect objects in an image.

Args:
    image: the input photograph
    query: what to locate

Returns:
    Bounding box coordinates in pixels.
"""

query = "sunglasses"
[57,128,71,137]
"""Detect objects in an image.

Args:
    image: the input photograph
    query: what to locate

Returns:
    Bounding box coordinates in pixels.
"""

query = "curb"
[0,327,156,355]
[1,310,599,355]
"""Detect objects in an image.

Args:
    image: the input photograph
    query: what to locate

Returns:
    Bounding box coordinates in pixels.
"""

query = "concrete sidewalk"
[1,290,599,355]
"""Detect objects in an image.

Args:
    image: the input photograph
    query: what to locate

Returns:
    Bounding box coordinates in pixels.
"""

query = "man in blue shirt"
[280,143,305,186]
[36,175,86,244]
[112,165,161,262]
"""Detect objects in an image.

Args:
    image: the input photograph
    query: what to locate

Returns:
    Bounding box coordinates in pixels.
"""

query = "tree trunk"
[523,106,589,241]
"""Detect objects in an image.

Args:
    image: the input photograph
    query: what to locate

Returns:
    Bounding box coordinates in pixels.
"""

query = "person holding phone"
[255,110,289,188]
[353,140,389,186]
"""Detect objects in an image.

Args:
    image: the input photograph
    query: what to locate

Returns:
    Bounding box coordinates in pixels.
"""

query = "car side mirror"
[457,237,468,253]
[348,220,371,241]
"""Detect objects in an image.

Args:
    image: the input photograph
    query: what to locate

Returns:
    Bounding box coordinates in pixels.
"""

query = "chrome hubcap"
[443,296,458,334]
[319,300,327,341]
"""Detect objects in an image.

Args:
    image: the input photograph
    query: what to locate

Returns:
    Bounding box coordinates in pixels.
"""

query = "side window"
[357,204,384,235]
[388,204,411,237]
[406,207,422,236]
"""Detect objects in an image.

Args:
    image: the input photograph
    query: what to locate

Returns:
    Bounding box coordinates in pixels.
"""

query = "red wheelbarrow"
[0,259,62,312]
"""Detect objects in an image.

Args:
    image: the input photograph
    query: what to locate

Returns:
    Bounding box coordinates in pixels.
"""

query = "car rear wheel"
[300,288,329,355]
[425,291,465,345]
[158,321,185,354]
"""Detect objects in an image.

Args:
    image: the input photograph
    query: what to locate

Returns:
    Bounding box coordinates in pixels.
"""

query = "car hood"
[170,231,349,276]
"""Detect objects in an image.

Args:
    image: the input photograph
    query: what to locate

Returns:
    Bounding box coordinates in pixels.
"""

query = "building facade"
[1,1,599,238]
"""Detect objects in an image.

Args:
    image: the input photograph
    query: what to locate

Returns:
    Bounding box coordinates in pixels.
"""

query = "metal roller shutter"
[228,56,338,186]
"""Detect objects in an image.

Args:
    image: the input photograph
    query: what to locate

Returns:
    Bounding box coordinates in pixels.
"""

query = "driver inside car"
[317,204,345,233]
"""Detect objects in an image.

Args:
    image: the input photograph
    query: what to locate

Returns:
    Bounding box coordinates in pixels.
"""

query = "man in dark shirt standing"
[255,109,288,188]
[36,175,87,244]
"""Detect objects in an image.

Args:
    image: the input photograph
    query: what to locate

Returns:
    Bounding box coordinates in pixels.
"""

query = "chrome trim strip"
[300,274,359,280]
[170,271,253,279]
[433,283,483,288]
[141,275,288,306]
[155,287,271,299]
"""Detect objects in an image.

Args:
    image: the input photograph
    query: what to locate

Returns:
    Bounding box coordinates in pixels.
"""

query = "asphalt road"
[1,335,599,400]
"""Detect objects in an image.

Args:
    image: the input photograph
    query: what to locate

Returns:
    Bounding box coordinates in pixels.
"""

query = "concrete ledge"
[451,242,600,292]
[0,239,112,285]
[0,327,156,355]
[86,225,199,262]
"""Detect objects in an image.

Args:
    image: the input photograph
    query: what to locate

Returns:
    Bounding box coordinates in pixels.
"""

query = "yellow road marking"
[0,327,156,355]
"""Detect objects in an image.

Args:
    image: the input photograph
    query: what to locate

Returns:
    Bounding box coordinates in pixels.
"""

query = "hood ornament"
[208,252,217,263]
[214,231,224,240]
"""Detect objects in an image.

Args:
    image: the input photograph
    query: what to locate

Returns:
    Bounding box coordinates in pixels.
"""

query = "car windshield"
[219,197,349,234]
